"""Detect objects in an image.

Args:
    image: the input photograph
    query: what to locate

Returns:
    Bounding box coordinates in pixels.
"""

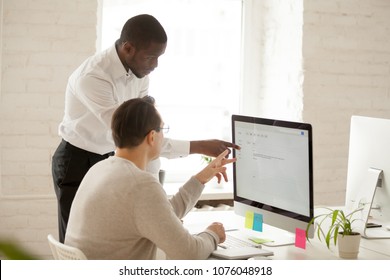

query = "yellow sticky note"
[245,211,254,229]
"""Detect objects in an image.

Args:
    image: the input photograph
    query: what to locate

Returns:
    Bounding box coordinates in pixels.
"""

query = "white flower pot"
[337,233,361,259]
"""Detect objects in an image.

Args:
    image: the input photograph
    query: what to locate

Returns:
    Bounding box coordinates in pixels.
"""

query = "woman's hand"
[195,149,236,184]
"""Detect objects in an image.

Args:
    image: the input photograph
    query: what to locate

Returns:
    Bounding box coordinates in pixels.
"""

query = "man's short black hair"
[119,14,167,49]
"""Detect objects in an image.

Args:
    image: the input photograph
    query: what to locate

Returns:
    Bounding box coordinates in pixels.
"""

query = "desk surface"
[183,210,390,260]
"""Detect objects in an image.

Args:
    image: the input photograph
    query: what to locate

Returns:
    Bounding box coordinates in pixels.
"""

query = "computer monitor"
[345,115,390,238]
[231,114,314,246]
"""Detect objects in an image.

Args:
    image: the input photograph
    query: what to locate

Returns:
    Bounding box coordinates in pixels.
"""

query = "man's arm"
[159,139,240,159]
[190,139,240,157]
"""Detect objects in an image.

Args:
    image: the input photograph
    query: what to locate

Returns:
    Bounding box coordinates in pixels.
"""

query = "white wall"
[0,0,98,259]
[302,0,390,205]
[241,0,303,120]
[1,0,390,259]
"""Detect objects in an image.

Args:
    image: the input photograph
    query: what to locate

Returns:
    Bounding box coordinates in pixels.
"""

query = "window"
[101,0,242,183]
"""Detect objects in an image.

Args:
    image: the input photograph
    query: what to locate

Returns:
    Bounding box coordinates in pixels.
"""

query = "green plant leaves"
[0,240,37,260]
[305,207,363,249]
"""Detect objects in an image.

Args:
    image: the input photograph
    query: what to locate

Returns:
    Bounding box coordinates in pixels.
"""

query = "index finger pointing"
[215,149,229,161]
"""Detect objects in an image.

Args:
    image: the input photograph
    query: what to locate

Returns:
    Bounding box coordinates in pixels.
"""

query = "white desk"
[183,210,390,260]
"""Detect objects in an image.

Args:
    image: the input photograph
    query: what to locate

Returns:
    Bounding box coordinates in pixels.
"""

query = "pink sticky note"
[295,228,306,249]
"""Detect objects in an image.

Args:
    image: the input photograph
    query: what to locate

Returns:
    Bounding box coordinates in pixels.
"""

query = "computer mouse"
[386,225,390,231]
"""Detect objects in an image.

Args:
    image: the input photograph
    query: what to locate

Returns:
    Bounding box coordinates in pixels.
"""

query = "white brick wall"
[0,0,98,259]
[255,0,304,121]
[302,0,390,205]
[1,0,390,259]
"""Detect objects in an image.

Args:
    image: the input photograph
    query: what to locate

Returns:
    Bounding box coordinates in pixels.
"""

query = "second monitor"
[345,115,390,238]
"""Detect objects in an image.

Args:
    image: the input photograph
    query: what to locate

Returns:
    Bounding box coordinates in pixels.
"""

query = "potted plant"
[306,207,363,259]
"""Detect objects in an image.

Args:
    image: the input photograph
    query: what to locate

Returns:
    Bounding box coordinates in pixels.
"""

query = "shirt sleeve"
[73,73,148,132]
[160,138,190,159]
[169,176,204,219]
[74,74,119,130]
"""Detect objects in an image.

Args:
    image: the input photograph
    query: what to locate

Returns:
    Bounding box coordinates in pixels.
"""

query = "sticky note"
[245,211,263,232]
[245,211,254,229]
[295,228,306,249]
[253,213,263,232]
[249,237,273,244]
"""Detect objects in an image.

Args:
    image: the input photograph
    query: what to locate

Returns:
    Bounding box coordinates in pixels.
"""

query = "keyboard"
[218,234,261,249]
[212,235,273,260]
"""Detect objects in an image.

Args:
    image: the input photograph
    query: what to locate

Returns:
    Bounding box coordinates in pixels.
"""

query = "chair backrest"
[47,234,87,260]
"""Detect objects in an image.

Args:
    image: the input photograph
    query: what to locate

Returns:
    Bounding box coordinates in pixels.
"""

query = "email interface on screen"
[233,117,312,219]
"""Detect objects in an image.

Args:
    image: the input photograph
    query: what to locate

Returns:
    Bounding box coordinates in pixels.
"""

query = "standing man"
[52,14,239,243]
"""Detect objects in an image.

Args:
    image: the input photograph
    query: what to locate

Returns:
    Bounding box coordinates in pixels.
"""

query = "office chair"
[47,234,87,260]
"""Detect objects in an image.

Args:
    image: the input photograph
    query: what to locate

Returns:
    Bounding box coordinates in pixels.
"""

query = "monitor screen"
[232,115,314,246]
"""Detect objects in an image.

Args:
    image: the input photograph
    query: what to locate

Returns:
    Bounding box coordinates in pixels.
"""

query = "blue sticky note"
[253,213,263,232]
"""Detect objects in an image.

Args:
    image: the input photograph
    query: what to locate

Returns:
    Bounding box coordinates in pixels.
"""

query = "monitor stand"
[352,168,390,239]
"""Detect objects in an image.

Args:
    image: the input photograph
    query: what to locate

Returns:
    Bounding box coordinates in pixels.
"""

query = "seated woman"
[65,98,236,259]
